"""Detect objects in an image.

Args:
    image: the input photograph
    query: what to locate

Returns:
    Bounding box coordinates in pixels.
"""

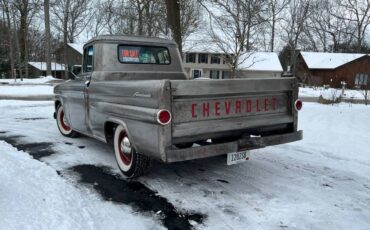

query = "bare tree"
[335,0,370,52]
[180,0,201,40]
[304,0,359,52]
[1,0,15,79]
[11,5,23,80]
[282,0,311,78]
[200,0,266,77]
[100,0,116,34]
[13,0,41,78]
[44,0,51,76]
[165,0,182,53]
[266,0,290,52]
[51,0,92,79]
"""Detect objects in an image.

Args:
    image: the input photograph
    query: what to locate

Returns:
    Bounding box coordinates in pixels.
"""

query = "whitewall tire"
[113,125,150,178]
[56,105,79,138]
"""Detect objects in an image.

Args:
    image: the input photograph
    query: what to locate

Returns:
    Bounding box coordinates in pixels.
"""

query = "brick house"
[296,52,370,88]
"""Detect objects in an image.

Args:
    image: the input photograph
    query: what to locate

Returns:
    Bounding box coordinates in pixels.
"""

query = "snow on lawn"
[0,85,54,96]
[0,76,56,97]
[0,100,370,230]
[0,143,163,230]
[0,76,60,84]
[299,87,365,99]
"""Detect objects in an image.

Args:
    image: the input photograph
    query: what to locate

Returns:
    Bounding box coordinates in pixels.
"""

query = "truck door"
[68,46,93,134]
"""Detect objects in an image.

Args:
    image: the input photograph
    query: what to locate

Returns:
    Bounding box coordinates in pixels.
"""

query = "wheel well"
[104,121,118,144]
[55,100,61,110]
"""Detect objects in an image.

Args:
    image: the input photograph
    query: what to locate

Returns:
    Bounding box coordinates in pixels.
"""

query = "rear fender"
[104,118,137,150]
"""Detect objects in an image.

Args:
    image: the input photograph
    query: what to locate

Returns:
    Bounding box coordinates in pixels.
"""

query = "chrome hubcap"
[120,136,132,155]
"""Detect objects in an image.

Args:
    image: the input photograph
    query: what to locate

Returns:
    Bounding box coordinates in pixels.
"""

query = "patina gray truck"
[54,35,303,178]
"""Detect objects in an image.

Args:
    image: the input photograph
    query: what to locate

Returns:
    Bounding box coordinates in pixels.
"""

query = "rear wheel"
[56,105,79,138]
[113,125,151,178]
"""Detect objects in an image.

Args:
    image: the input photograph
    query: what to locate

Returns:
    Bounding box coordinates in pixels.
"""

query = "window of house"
[198,54,208,64]
[210,70,220,79]
[83,46,94,72]
[210,55,221,64]
[118,45,170,64]
[186,53,196,63]
[355,73,368,86]
[222,70,231,79]
[193,69,202,78]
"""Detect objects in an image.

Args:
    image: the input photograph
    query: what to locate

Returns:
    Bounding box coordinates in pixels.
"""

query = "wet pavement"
[71,164,205,230]
[0,134,56,160]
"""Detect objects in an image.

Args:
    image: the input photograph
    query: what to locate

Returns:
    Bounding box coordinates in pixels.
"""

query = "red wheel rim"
[118,132,132,165]
[60,110,71,132]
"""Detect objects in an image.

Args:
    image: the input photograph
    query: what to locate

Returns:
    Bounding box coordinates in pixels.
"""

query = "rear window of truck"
[118,45,171,64]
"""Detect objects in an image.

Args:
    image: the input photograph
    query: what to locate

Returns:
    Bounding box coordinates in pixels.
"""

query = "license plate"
[227,151,250,165]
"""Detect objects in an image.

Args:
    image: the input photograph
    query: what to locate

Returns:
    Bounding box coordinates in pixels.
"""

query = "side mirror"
[70,65,82,80]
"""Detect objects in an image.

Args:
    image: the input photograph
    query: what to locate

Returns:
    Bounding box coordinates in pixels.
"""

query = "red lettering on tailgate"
[246,100,252,112]
[235,100,242,113]
[264,98,269,111]
[215,101,221,116]
[203,103,210,117]
[256,99,261,112]
[225,101,231,115]
[191,103,197,118]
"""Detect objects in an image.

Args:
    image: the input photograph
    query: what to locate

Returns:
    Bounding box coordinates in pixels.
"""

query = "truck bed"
[170,77,298,144]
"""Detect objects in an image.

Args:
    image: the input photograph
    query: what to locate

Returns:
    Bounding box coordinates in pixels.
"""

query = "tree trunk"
[129,7,134,35]
[63,0,70,79]
[270,14,276,52]
[136,0,143,35]
[12,7,22,80]
[165,0,182,54]
[145,1,152,36]
[44,0,52,76]
[357,26,362,52]
[2,0,15,79]
[17,0,30,79]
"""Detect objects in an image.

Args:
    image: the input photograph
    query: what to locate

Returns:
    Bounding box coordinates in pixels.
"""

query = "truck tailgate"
[170,78,297,142]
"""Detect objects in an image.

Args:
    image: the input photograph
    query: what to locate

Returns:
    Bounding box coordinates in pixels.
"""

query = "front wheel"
[113,125,151,178]
[56,105,79,138]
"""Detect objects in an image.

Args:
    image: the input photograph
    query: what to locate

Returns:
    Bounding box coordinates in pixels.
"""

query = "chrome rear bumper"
[166,130,303,162]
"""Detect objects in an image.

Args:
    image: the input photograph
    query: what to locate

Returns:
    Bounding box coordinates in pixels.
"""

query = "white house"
[182,42,283,79]
[237,52,283,78]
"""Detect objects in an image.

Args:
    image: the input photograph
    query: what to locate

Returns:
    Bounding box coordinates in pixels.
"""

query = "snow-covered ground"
[0,76,60,85]
[0,85,54,96]
[0,76,57,98]
[0,100,370,230]
[299,87,365,99]
[0,141,161,230]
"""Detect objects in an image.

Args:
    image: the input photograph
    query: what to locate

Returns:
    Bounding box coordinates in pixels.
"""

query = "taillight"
[157,109,171,125]
[295,99,303,111]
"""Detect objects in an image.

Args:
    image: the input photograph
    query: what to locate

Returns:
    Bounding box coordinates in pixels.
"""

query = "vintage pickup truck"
[54,35,303,178]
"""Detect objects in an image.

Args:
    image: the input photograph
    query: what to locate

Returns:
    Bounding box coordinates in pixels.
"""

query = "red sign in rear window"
[122,49,139,59]
[118,45,170,64]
